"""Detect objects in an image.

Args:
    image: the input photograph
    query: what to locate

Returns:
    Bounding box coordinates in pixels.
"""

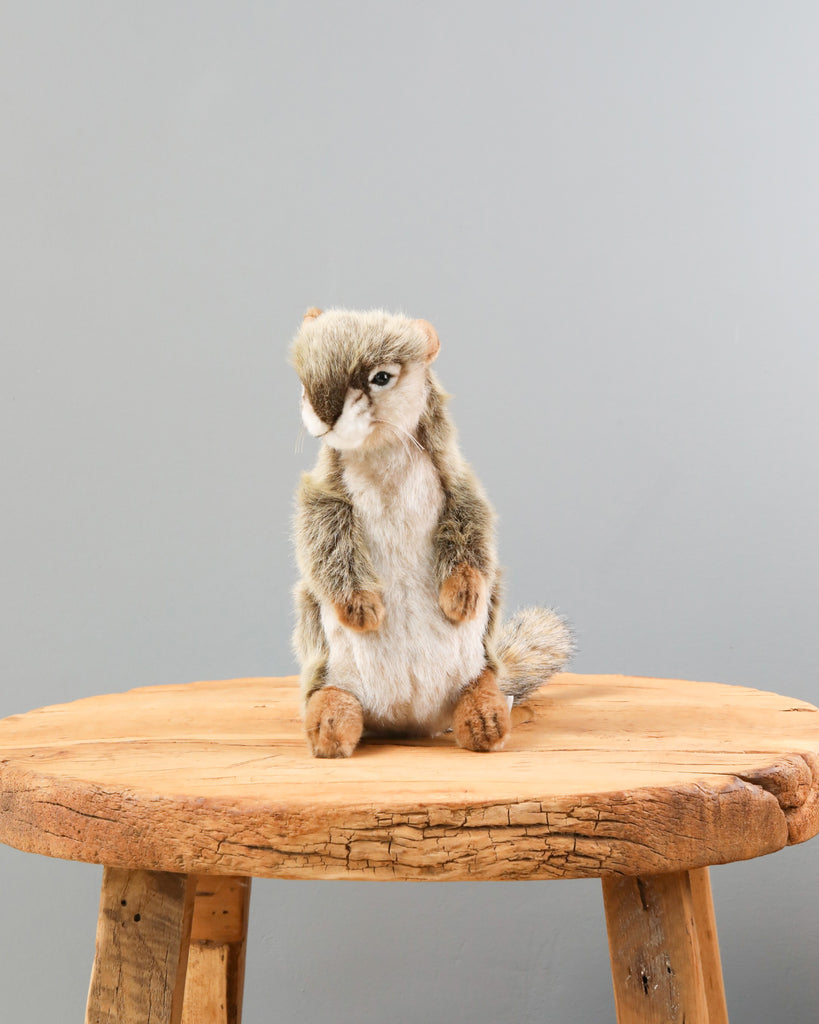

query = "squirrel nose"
[306,384,345,429]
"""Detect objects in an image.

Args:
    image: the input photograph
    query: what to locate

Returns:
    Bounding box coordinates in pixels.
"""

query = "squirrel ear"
[303,308,323,322]
[414,319,440,363]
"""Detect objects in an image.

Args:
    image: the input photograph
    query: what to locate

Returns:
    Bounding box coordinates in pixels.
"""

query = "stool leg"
[602,868,728,1024]
[181,876,251,1024]
[689,867,729,1024]
[86,867,196,1024]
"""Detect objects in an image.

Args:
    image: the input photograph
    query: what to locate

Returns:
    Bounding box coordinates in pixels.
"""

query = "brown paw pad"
[438,564,487,623]
[452,671,512,752]
[334,590,385,632]
[305,688,364,758]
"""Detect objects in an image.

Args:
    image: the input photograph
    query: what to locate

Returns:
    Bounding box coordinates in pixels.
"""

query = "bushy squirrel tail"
[497,608,575,703]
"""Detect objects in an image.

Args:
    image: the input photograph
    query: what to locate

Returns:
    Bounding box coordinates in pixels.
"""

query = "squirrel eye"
[370,371,393,387]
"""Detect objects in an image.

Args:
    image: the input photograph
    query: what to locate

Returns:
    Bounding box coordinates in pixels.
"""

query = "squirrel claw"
[439,564,486,623]
[334,590,384,631]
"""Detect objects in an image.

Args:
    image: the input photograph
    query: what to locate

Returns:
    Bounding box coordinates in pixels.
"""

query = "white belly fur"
[322,448,488,735]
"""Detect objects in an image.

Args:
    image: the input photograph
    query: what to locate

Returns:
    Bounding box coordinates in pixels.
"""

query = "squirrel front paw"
[305,687,364,758]
[333,590,385,632]
[452,669,511,752]
[438,564,487,623]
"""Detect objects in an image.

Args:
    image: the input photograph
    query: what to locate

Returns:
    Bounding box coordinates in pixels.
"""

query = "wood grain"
[2,674,819,880]
[85,868,195,1024]
[182,876,251,1024]
[603,870,709,1023]
[689,867,729,1024]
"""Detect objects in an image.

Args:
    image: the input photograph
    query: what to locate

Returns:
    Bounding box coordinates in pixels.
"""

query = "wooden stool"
[2,673,819,1023]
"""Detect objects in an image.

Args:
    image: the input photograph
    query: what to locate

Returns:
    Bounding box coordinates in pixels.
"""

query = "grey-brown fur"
[497,607,576,701]
[294,447,379,604]
[292,582,328,702]
[291,308,573,729]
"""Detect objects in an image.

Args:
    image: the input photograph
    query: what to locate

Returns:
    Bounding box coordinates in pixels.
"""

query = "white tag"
[506,695,514,711]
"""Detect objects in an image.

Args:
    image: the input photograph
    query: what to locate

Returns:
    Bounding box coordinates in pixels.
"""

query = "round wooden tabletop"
[1,674,819,881]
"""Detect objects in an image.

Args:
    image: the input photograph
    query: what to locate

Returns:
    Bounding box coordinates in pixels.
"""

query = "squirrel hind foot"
[305,687,364,758]
[452,668,511,752]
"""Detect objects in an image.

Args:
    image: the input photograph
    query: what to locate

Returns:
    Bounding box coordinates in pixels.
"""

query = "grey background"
[2,3,818,1021]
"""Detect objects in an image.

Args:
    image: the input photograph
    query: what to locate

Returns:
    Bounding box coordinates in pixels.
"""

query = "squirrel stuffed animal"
[291,308,573,757]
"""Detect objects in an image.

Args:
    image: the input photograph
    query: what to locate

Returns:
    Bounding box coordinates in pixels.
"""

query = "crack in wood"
[2,676,819,879]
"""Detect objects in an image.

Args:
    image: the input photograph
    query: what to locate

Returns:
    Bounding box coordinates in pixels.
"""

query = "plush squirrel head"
[290,308,440,453]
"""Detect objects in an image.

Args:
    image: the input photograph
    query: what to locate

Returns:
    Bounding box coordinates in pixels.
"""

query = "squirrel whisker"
[373,418,425,453]
[373,419,412,458]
